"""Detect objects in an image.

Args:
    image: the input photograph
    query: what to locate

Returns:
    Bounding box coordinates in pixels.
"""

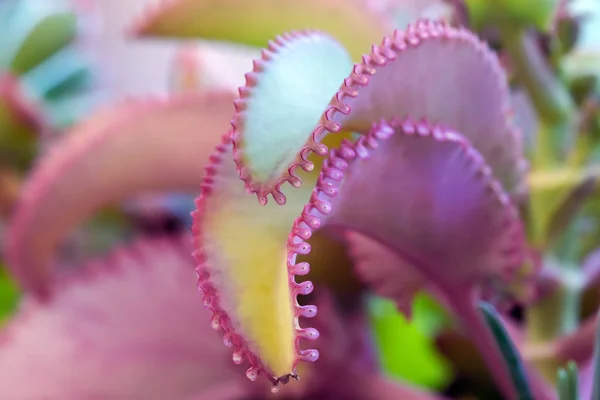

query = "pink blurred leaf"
[0,236,241,399]
[230,30,352,204]
[346,231,424,318]
[6,91,234,299]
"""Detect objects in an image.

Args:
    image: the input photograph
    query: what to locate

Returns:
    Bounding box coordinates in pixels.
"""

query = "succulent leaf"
[295,119,524,289]
[231,31,352,204]
[192,136,318,386]
[557,361,579,400]
[346,231,424,317]
[0,236,242,399]
[6,91,234,299]
[130,0,391,59]
[311,20,527,196]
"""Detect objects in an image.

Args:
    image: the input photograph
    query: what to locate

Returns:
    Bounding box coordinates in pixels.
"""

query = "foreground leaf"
[288,118,525,399]
[192,136,318,386]
[231,31,352,204]
[320,20,527,196]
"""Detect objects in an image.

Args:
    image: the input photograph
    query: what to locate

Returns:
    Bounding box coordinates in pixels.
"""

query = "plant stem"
[526,263,582,383]
[497,26,577,167]
[498,23,584,384]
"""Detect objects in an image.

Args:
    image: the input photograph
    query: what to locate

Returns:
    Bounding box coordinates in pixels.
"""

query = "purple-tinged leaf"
[287,118,526,399]
[308,19,527,196]
[0,236,245,400]
[6,91,234,299]
[305,119,525,288]
[346,231,424,318]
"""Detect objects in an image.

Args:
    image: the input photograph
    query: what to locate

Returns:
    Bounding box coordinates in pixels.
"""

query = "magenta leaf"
[303,119,524,288]
[287,118,526,399]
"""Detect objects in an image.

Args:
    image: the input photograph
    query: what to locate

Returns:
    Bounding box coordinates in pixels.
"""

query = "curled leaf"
[295,119,524,289]
[192,136,318,387]
[312,20,527,196]
[231,31,352,204]
[0,236,242,399]
[130,0,391,59]
[287,118,527,399]
[6,91,234,299]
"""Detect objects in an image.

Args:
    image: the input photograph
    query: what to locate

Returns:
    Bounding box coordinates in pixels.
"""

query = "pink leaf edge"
[5,90,234,299]
[289,118,526,293]
[301,19,527,199]
[285,117,527,399]
[230,30,332,206]
[191,134,318,389]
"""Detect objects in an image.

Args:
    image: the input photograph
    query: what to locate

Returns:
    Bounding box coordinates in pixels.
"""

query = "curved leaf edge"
[5,91,234,299]
[307,18,528,198]
[0,234,191,348]
[230,30,333,206]
[287,118,526,310]
[191,134,319,389]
